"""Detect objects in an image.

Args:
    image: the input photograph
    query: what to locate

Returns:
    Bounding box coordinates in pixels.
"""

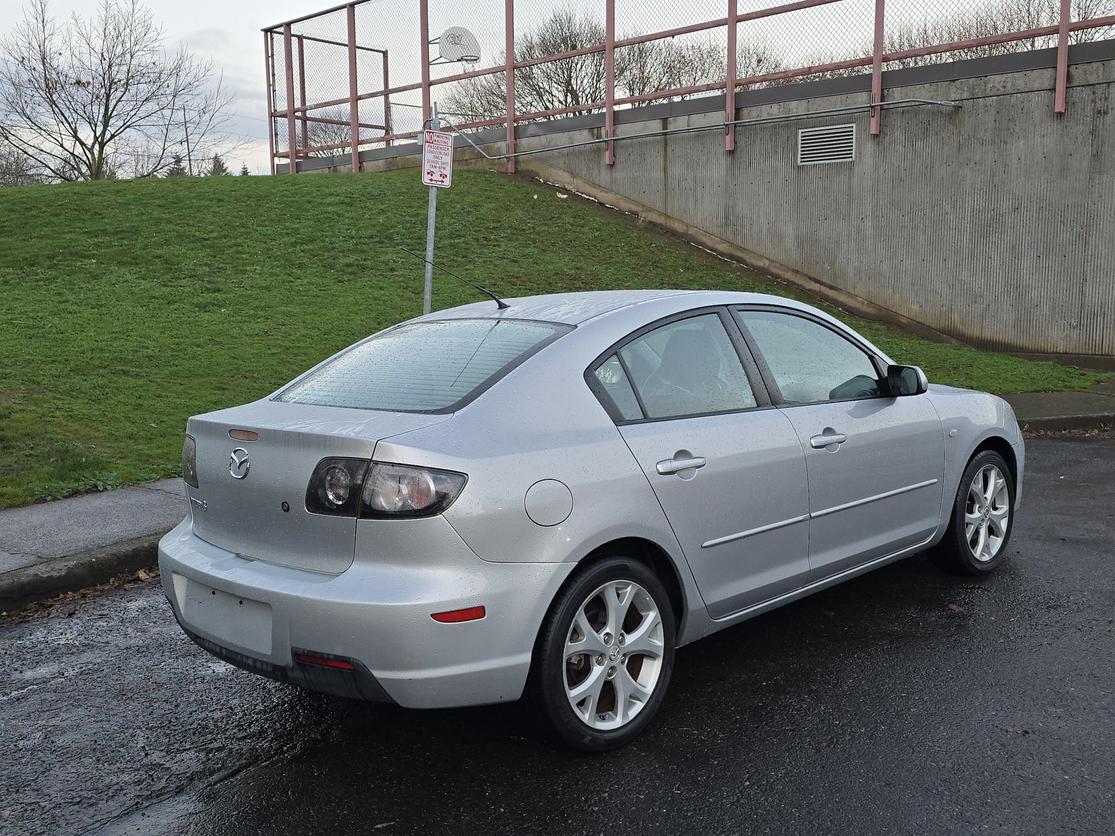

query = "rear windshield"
[276,318,570,413]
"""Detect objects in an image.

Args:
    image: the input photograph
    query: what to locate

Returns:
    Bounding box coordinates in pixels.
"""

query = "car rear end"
[159,317,576,707]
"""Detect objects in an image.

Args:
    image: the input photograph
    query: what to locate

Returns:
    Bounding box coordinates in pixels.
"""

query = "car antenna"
[398,247,510,310]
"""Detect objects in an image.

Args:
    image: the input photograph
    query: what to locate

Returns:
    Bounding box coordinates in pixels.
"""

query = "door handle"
[656,456,706,475]
[809,430,848,449]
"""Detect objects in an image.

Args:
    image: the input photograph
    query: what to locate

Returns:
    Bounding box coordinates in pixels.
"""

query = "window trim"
[273,317,574,415]
[584,306,774,426]
[731,305,890,408]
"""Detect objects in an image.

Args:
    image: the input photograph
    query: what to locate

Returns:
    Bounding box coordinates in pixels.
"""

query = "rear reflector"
[228,429,259,442]
[294,653,355,671]
[431,606,486,623]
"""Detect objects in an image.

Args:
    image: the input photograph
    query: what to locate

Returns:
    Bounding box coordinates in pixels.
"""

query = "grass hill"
[0,170,1104,508]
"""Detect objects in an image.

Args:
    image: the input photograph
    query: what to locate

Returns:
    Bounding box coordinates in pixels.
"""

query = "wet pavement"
[2,439,1113,835]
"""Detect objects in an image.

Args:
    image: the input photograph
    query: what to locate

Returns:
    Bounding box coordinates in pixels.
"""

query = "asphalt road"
[2,438,1113,836]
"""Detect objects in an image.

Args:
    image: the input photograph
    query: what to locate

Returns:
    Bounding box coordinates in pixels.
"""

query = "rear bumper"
[158,518,573,708]
[180,624,395,703]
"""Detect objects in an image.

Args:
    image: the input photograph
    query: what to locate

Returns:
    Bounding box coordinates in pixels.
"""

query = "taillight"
[304,459,466,519]
[305,457,369,516]
[182,434,199,488]
[361,462,467,519]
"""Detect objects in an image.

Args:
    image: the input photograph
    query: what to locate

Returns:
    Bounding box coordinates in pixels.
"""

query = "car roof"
[414,289,794,326]
[409,289,896,368]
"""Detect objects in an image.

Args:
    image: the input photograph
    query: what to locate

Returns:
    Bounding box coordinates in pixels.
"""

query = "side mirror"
[886,364,928,397]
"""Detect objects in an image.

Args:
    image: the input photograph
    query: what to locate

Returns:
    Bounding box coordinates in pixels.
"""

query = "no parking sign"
[421,130,453,188]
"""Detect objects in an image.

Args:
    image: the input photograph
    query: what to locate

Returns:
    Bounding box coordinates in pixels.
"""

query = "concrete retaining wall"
[297,41,1115,357]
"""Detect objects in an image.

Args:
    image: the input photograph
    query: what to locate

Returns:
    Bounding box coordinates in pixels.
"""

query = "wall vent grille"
[797,124,856,165]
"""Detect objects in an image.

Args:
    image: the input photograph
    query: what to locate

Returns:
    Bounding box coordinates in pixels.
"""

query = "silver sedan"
[160,290,1024,751]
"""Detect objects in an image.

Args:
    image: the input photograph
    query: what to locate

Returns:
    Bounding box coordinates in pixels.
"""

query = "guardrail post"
[725,0,737,151]
[283,23,298,173]
[870,0,884,135]
[505,0,516,173]
[382,49,393,146]
[347,4,360,171]
[604,0,615,165]
[297,36,309,154]
[419,0,432,127]
[264,31,276,175]
[1055,0,1070,114]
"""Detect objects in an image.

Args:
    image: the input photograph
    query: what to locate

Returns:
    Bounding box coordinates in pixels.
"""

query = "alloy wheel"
[563,580,665,731]
[965,464,1010,562]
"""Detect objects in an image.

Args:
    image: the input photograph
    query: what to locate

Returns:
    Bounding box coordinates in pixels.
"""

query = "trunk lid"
[186,399,449,574]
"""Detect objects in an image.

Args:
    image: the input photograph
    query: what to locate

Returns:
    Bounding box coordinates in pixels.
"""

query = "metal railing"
[263,0,1115,174]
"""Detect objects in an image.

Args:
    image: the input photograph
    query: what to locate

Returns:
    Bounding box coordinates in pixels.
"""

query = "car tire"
[932,449,1016,576]
[531,556,676,752]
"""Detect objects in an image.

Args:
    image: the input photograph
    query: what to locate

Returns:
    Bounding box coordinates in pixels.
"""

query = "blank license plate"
[177,574,273,656]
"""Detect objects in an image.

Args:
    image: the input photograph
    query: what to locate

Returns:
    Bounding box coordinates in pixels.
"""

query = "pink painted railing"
[264,1,1115,174]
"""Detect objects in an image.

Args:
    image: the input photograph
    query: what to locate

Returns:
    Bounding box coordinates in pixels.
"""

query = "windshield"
[276,318,571,413]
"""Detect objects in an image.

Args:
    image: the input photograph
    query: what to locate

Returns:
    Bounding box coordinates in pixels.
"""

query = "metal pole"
[182,106,193,175]
[1054,0,1071,114]
[382,49,393,147]
[505,0,516,174]
[419,0,432,126]
[297,36,309,154]
[604,0,616,165]
[870,0,884,136]
[264,32,276,175]
[725,0,737,152]
[422,106,440,315]
[347,4,360,172]
[283,24,298,173]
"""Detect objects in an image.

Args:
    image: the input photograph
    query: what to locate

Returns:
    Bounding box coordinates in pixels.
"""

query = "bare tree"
[803,0,1114,75]
[620,39,787,99]
[302,106,354,158]
[0,140,43,186]
[879,0,1114,67]
[619,40,722,101]
[515,11,607,116]
[444,11,782,122]
[0,0,240,181]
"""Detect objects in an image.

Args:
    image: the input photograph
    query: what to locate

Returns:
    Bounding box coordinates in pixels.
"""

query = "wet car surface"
[2,438,1112,836]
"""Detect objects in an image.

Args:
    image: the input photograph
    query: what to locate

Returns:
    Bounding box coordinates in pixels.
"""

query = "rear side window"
[278,319,570,413]
[616,314,756,420]
[592,355,642,421]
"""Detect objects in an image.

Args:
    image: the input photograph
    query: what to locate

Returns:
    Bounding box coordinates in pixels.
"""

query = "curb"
[1018,414,1115,433]
[0,532,165,612]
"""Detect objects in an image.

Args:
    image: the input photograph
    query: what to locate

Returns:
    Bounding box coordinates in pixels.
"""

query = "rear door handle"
[656,456,706,475]
[809,430,848,449]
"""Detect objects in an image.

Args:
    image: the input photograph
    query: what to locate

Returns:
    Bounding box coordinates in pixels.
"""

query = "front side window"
[278,318,569,412]
[737,310,880,404]
[617,314,756,420]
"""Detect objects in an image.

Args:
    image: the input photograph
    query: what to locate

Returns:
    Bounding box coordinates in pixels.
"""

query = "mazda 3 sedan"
[160,290,1024,750]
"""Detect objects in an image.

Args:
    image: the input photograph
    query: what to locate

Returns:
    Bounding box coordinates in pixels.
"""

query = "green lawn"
[0,170,1105,509]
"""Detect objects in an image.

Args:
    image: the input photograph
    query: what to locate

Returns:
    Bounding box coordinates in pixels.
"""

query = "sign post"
[420,107,454,314]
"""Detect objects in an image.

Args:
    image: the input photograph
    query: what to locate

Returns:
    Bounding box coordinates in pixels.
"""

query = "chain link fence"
[265,0,1115,172]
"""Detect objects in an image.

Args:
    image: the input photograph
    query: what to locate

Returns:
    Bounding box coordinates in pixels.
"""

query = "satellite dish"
[436,26,481,63]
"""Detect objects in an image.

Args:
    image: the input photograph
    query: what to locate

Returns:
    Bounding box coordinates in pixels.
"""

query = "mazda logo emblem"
[228,447,250,480]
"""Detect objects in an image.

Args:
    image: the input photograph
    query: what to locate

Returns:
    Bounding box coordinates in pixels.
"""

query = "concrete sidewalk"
[1,384,1112,611]
[0,480,185,611]
[1003,380,1115,432]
